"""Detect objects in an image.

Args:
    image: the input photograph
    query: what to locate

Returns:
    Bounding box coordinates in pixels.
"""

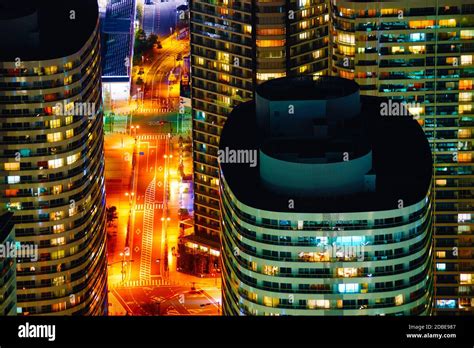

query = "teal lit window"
[338,283,359,293]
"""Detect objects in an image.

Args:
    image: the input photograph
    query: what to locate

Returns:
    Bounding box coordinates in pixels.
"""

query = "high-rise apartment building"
[330,0,474,315]
[0,211,16,316]
[191,0,474,315]
[0,0,108,315]
[190,0,330,253]
[101,0,136,102]
[219,76,434,315]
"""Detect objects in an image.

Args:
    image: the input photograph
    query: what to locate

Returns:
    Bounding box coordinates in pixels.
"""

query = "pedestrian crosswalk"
[138,134,168,140]
[111,278,172,288]
[134,203,164,211]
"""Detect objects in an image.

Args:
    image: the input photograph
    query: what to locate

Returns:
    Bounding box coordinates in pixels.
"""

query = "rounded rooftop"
[256,76,360,101]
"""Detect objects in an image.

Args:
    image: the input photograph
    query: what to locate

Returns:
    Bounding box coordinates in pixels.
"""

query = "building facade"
[0,0,108,315]
[101,0,137,102]
[190,0,330,257]
[330,0,474,315]
[0,211,16,316]
[219,76,434,315]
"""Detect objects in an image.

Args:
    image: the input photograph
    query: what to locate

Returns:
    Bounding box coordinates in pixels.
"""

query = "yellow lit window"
[337,267,358,277]
[308,299,329,309]
[459,92,472,101]
[47,132,63,142]
[299,65,308,73]
[461,30,474,40]
[395,294,404,306]
[48,158,64,169]
[196,57,204,65]
[298,0,309,8]
[460,274,473,284]
[409,45,425,54]
[51,250,65,260]
[459,104,472,114]
[459,129,471,139]
[458,153,472,163]
[217,51,230,63]
[339,45,355,55]
[256,72,286,81]
[461,55,473,65]
[256,39,285,47]
[338,33,355,45]
[339,70,355,79]
[439,19,456,28]
[257,28,285,36]
[221,63,230,72]
[391,46,404,54]
[299,31,309,40]
[409,20,434,29]
[435,179,447,186]
[45,66,58,75]
[436,251,446,258]
[66,129,74,139]
[381,8,398,16]
[4,162,20,171]
[244,25,252,34]
[50,119,61,129]
[219,73,230,82]
[460,80,473,90]
[312,50,322,59]
[263,265,278,275]
[52,185,62,195]
[64,75,73,85]
[408,105,424,117]
[299,21,309,30]
[51,237,66,246]
[67,153,80,165]
[301,9,309,18]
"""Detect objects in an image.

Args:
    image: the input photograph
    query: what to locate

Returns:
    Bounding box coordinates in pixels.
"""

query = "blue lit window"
[336,236,365,246]
[436,263,446,271]
[338,283,360,293]
[436,299,456,308]
[410,33,425,42]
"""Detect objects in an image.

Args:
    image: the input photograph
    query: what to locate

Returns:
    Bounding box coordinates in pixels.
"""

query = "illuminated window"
[339,70,354,79]
[257,28,285,36]
[437,263,446,271]
[381,8,398,16]
[339,45,355,55]
[45,66,58,75]
[66,129,74,139]
[256,72,286,81]
[7,176,20,184]
[51,237,66,246]
[458,153,472,163]
[461,30,474,39]
[63,75,72,85]
[410,33,426,42]
[338,283,359,293]
[51,250,65,260]
[47,132,63,142]
[337,268,358,277]
[461,55,473,65]
[460,274,473,284]
[391,46,404,54]
[459,92,472,101]
[338,33,355,45]
[395,294,404,306]
[459,129,471,138]
[52,185,62,195]
[263,265,278,276]
[409,20,434,29]
[48,158,64,169]
[308,299,329,309]
[64,116,73,125]
[298,65,308,73]
[50,119,61,129]
[67,153,80,165]
[220,63,230,72]
[256,40,285,47]
[301,9,309,18]
[219,73,230,82]
[4,162,20,171]
[439,19,456,27]
[460,80,473,90]
[196,57,204,65]
[217,51,230,63]
[458,213,471,223]
[298,0,309,8]
[436,179,447,186]
[408,45,425,54]
[244,25,252,34]
[459,104,472,114]
[312,50,322,59]
[299,31,309,40]
[436,251,446,258]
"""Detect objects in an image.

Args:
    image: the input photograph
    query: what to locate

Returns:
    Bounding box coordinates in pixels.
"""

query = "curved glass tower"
[219,76,434,315]
[0,0,108,315]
